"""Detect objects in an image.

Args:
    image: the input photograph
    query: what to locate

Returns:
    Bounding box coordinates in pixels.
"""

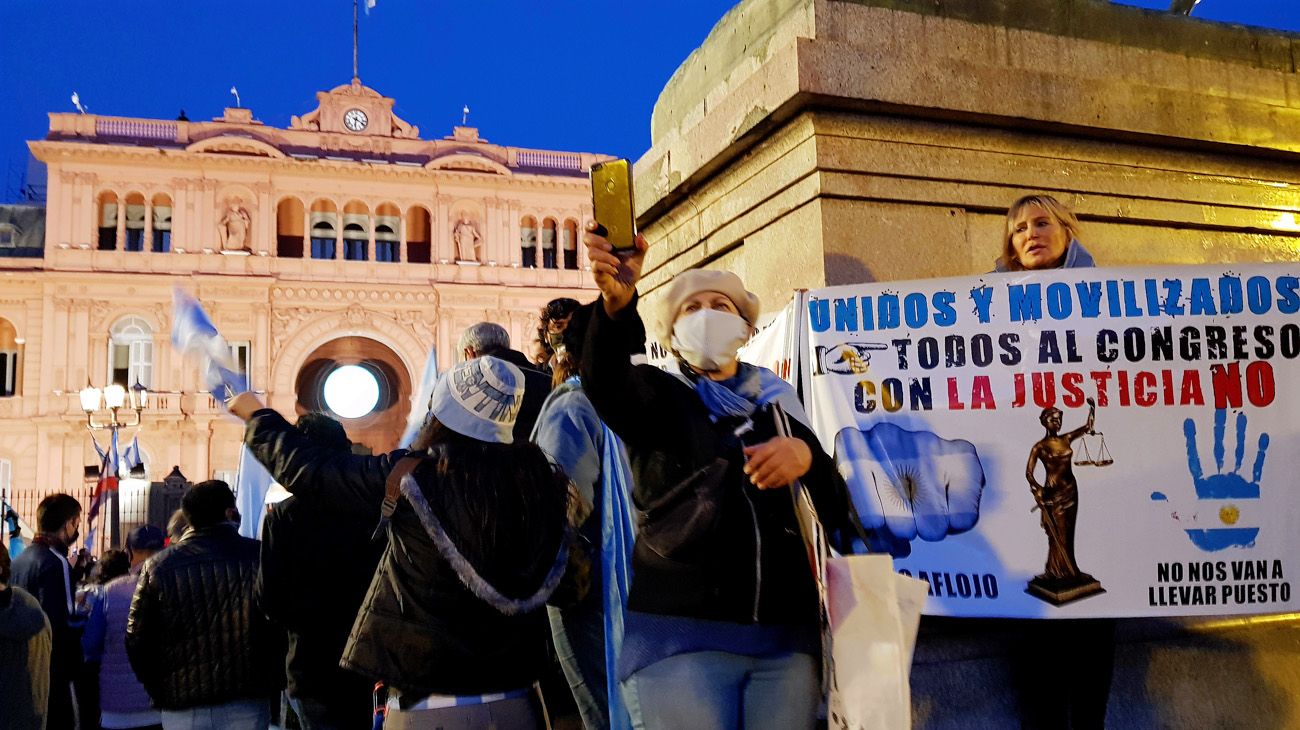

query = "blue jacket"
[532,381,606,544]
[995,238,1096,272]
[83,567,158,722]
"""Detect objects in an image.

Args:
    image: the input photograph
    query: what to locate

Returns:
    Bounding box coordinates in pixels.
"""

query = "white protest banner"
[803,264,1299,618]
[737,291,804,383]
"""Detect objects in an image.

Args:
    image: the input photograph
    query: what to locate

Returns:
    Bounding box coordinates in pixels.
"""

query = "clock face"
[343,108,369,132]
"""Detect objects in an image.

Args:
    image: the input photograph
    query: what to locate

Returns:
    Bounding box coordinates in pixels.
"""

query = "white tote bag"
[775,405,928,730]
[825,554,928,730]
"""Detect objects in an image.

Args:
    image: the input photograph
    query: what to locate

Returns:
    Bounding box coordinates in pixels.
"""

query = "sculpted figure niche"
[218,197,253,253]
[453,216,482,263]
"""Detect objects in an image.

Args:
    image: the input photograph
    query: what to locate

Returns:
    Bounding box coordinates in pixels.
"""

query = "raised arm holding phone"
[581,187,852,729]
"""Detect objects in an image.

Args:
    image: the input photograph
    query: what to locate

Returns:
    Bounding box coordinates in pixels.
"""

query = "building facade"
[0,78,608,510]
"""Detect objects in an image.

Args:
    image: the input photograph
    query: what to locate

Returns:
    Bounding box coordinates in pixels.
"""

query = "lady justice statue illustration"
[1025,397,1106,605]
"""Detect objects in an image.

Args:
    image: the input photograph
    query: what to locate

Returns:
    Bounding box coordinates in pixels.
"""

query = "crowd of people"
[0,194,1112,730]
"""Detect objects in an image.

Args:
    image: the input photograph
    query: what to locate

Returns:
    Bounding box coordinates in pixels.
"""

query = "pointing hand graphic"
[835,424,985,557]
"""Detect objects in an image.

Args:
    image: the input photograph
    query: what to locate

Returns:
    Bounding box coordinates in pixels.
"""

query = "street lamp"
[80,380,149,430]
[79,380,150,551]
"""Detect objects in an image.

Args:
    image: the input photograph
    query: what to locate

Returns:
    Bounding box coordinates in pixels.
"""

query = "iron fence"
[2,477,189,557]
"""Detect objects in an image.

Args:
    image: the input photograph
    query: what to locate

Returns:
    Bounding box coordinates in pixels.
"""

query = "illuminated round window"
[322,365,380,419]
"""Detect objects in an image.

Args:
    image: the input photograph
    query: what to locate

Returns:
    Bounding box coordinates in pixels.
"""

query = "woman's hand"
[584,220,647,316]
[226,391,266,422]
[743,436,813,489]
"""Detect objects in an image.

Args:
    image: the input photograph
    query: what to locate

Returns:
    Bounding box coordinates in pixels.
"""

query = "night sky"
[2,0,1296,199]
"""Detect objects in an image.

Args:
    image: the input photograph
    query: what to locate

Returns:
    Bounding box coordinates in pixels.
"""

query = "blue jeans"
[160,699,270,730]
[548,602,608,729]
[621,651,818,730]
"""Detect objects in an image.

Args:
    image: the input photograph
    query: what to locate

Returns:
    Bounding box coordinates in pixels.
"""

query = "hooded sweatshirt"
[0,585,53,730]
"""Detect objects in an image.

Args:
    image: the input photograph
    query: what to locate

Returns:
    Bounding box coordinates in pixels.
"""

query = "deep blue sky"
[2,0,1297,199]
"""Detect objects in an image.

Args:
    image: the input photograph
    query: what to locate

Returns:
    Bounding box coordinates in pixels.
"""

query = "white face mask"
[671,309,751,371]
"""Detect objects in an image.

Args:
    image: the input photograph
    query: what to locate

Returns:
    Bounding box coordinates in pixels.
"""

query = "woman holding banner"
[582,224,852,730]
[996,193,1095,272]
[997,194,1114,730]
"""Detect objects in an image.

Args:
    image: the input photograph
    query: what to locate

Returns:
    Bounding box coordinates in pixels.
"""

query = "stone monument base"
[1026,573,1106,606]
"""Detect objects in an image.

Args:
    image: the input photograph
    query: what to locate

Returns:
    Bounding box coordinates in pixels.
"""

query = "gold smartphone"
[590,159,637,251]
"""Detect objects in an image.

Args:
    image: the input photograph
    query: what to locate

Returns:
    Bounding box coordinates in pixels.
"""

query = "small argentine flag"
[1151,492,1261,551]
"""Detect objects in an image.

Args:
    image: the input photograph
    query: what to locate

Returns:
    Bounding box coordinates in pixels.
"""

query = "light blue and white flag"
[398,345,439,449]
[234,444,276,539]
[122,435,144,473]
[172,288,245,400]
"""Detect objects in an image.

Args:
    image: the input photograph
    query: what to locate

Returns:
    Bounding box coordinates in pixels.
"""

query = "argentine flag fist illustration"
[835,423,986,557]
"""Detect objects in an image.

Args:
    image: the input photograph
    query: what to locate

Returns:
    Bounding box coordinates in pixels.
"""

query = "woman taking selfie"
[581,223,851,730]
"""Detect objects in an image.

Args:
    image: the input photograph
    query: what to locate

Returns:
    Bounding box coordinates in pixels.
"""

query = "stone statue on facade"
[218,197,252,252]
[453,217,481,262]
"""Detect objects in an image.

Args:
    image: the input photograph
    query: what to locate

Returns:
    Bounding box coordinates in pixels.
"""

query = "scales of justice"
[1024,398,1114,606]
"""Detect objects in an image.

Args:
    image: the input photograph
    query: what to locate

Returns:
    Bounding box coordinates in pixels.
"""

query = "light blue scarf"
[671,361,810,428]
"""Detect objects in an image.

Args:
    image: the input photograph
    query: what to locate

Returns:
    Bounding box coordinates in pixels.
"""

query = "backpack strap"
[370,453,426,542]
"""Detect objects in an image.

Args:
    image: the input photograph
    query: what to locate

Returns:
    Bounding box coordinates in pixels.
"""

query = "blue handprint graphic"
[1151,410,1270,552]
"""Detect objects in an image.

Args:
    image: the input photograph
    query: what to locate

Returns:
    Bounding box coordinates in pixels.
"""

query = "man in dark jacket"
[11,493,85,730]
[1,545,52,730]
[458,321,551,440]
[258,413,385,730]
[126,481,281,729]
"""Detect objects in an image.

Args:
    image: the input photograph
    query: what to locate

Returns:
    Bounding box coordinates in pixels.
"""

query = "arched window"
[0,318,18,398]
[343,223,368,261]
[562,219,579,270]
[124,193,146,252]
[374,224,397,262]
[152,194,173,253]
[97,192,119,250]
[109,317,153,388]
[520,216,538,269]
[276,198,305,258]
[311,221,336,259]
[342,202,369,261]
[541,218,558,270]
[375,203,401,263]
[310,200,338,260]
[405,207,431,264]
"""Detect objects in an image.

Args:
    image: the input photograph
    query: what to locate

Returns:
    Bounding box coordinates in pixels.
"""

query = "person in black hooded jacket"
[257,412,384,730]
[230,355,570,729]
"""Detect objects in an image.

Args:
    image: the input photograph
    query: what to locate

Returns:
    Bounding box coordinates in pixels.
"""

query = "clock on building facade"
[343,108,369,132]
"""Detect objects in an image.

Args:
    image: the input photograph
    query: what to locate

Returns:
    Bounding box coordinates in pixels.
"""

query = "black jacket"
[244,410,401,700]
[488,348,552,442]
[258,494,383,722]
[10,538,81,684]
[582,295,850,627]
[125,524,282,710]
[244,408,567,699]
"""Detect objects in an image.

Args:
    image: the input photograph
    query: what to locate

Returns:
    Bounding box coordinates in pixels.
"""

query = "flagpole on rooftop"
[353,0,360,80]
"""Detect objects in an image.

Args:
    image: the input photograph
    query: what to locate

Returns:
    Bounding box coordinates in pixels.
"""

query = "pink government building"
[0,78,608,530]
